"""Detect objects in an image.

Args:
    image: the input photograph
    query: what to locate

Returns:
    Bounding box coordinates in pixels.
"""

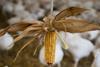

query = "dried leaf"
[13,31,41,62]
[0,22,41,37]
[7,21,43,33]
[0,27,9,37]
[8,23,32,33]
[53,19,100,33]
[14,26,41,42]
[0,29,6,37]
[54,7,87,21]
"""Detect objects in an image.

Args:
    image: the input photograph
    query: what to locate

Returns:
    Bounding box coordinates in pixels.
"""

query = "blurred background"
[0,0,100,67]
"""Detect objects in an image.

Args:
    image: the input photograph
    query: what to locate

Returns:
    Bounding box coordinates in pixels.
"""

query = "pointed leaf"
[8,23,33,32]
[53,19,100,33]
[54,7,87,21]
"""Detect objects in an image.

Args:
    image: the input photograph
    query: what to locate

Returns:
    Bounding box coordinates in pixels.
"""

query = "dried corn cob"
[44,31,57,65]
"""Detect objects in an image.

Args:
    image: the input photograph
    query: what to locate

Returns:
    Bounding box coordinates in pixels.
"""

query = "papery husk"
[53,19,100,33]
[54,7,87,21]
[0,27,9,36]
[7,23,32,32]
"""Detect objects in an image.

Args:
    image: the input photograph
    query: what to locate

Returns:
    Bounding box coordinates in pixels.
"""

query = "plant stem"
[50,0,54,16]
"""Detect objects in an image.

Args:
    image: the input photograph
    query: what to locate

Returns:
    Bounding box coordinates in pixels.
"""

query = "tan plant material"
[0,29,6,37]
[0,7,100,64]
[0,27,9,37]
[54,7,87,21]
[53,19,100,32]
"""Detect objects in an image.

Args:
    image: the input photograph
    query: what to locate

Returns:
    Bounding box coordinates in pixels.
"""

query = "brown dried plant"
[0,7,100,64]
